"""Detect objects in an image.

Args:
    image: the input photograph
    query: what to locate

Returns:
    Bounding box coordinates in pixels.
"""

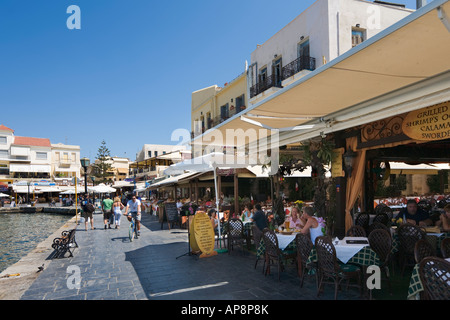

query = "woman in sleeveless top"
[113,196,125,229]
[300,206,324,244]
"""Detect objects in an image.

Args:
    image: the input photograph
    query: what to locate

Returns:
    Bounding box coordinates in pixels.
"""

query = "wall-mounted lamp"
[356,24,360,28]
[300,36,304,40]
[343,148,357,178]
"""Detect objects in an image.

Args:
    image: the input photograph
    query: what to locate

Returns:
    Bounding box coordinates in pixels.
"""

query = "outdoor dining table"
[256,234,380,268]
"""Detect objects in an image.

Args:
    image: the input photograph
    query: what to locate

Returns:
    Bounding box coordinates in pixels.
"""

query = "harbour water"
[0,212,72,273]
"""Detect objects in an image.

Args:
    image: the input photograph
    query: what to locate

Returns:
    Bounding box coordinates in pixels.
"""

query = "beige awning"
[192,0,450,148]
[389,162,450,175]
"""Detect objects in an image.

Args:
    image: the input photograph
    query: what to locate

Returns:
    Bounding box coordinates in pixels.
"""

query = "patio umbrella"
[164,152,253,252]
[90,183,116,194]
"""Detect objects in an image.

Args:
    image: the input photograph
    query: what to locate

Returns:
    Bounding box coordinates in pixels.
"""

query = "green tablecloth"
[407,264,422,300]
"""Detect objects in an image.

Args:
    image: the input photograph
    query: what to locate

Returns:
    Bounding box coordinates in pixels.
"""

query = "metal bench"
[51,229,78,258]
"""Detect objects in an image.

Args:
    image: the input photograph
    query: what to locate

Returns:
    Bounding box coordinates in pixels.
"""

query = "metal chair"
[295,232,317,288]
[367,222,390,237]
[418,257,450,300]
[373,212,390,226]
[315,236,362,300]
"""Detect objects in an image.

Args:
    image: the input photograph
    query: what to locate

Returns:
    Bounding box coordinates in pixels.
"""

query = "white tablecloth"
[334,237,369,264]
[276,234,296,250]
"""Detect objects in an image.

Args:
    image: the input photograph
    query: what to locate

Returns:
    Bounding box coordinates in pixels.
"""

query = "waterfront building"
[51,143,81,184]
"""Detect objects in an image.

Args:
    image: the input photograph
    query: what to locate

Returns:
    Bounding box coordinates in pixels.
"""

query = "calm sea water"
[0,213,72,273]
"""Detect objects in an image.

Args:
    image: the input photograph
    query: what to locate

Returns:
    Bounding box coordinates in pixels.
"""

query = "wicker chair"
[380,206,394,221]
[262,228,295,281]
[398,223,426,276]
[354,212,370,234]
[315,236,362,300]
[295,233,317,288]
[418,257,450,300]
[368,228,393,294]
[226,218,246,255]
[441,237,450,259]
[367,222,390,237]
[252,225,264,271]
[346,225,367,237]
[414,239,436,264]
[373,213,390,226]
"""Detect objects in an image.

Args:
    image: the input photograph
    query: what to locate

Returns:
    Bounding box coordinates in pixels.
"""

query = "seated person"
[240,204,253,221]
[299,206,323,244]
[281,206,304,230]
[395,199,433,227]
[436,204,450,232]
[208,209,219,232]
[250,204,267,231]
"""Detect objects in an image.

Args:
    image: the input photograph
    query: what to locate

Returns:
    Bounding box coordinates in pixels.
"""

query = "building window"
[236,94,245,113]
[148,151,152,158]
[155,151,158,157]
[36,152,47,160]
[220,104,229,122]
[55,152,60,161]
[0,150,8,158]
[0,136,6,144]
[352,28,365,47]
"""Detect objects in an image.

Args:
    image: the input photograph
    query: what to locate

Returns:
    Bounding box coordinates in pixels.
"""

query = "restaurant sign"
[190,211,218,258]
[402,101,450,141]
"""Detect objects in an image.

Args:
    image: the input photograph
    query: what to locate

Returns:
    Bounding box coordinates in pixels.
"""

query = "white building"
[51,143,81,183]
[135,144,187,162]
[247,0,413,103]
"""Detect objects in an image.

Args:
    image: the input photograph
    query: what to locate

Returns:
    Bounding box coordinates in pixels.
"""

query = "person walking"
[81,194,95,231]
[102,194,114,229]
[113,196,124,229]
[124,194,142,236]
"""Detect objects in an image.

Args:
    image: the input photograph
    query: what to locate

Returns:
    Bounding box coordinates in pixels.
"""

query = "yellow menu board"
[191,211,217,258]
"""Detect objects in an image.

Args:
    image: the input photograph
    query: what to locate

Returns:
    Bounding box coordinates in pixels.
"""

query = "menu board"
[165,202,179,224]
[190,211,217,258]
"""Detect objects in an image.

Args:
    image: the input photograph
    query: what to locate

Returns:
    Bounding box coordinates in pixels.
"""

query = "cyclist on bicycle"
[125,194,141,236]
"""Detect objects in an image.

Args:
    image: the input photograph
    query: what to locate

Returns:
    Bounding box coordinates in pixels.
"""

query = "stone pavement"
[19,211,363,301]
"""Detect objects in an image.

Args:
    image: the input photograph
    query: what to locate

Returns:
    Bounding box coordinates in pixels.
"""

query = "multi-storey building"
[191,72,248,139]
[247,0,413,103]
[51,143,81,183]
[0,125,82,188]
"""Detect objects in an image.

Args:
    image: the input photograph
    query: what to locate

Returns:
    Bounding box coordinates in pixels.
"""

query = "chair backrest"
[368,222,390,236]
[262,228,280,258]
[355,212,370,229]
[441,237,450,259]
[414,239,436,264]
[315,236,339,276]
[418,257,450,300]
[295,233,313,265]
[228,218,244,238]
[252,225,263,247]
[380,206,394,221]
[368,228,392,265]
[373,213,389,226]
[346,225,367,237]
[398,223,426,254]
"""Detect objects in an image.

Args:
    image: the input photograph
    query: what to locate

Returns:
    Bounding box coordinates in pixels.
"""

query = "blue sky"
[0,0,419,161]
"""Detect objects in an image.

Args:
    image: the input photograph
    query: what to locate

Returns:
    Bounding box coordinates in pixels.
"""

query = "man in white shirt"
[125,194,141,235]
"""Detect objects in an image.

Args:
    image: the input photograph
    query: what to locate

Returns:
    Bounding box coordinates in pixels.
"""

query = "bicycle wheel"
[129,219,135,242]
[134,221,139,239]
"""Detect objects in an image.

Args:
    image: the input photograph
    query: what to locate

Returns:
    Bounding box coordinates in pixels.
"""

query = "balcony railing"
[250,56,316,98]
[282,56,316,80]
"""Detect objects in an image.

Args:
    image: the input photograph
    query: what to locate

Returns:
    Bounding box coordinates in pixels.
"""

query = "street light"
[343,148,357,178]
[80,157,90,194]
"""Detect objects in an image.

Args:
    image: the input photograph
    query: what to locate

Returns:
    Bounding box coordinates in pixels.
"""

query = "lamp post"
[80,157,90,194]
[91,175,96,207]
[343,148,357,178]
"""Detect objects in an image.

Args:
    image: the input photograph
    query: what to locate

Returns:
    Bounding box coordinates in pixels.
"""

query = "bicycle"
[128,216,139,241]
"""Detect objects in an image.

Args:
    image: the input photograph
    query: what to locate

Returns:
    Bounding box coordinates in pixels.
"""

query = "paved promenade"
[14,211,362,301]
